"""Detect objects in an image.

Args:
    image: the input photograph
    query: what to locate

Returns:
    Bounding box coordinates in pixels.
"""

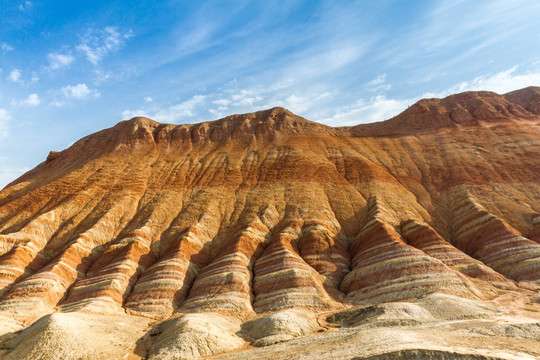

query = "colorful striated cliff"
[0,87,539,359]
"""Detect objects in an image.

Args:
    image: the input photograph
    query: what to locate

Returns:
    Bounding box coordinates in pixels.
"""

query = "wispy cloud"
[208,87,270,118]
[262,92,332,115]
[212,99,230,107]
[441,66,540,95]
[11,93,40,107]
[7,69,21,83]
[77,26,133,65]
[93,69,111,84]
[230,90,263,107]
[366,74,392,93]
[372,0,540,83]
[61,83,100,100]
[144,96,152,103]
[322,96,411,126]
[122,95,206,123]
[18,1,32,11]
[321,66,540,126]
[47,53,74,70]
[6,68,38,85]
[1,42,13,52]
[276,42,367,86]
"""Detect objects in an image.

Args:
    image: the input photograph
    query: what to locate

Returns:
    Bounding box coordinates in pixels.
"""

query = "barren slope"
[0,87,539,359]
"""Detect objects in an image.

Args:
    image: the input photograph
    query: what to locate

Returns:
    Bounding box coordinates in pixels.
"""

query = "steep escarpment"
[0,88,540,359]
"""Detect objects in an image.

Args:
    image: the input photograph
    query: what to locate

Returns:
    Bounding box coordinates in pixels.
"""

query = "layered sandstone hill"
[0,87,540,359]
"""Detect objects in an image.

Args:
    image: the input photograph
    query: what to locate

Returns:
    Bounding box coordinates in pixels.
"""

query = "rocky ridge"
[0,87,539,359]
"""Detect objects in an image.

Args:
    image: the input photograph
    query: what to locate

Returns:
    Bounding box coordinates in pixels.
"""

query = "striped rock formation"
[0,87,540,359]
[451,193,540,284]
[341,197,482,304]
[252,212,345,313]
[401,220,515,289]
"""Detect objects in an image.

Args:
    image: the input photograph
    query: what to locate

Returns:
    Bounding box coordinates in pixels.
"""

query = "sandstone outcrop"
[242,309,322,346]
[0,87,539,359]
[147,313,244,360]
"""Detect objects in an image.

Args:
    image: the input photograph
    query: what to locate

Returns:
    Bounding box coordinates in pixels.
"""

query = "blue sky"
[1,0,540,187]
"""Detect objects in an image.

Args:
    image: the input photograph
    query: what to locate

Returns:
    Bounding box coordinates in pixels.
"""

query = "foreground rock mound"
[243,309,322,346]
[147,313,243,359]
[3,312,149,360]
[0,87,540,359]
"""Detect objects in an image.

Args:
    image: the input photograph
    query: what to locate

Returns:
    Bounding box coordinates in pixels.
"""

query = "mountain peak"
[504,86,540,114]
[353,87,540,136]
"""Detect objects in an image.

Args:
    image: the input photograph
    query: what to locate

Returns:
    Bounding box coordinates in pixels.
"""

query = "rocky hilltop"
[0,87,539,359]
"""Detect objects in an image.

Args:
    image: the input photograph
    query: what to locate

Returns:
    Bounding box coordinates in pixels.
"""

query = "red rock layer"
[341,198,481,304]
[125,220,214,318]
[401,220,514,289]
[0,161,142,299]
[252,217,341,313]
[296,218,350,291]
[0,210,64,297]
[451,193,540,284]
[179,215,275,316]
[0,202,130,322]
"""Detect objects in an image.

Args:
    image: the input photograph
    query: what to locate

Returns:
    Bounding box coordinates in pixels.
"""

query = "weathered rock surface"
[242,309,322,346]
[146,313,244,359]
[3,312,149,360]
[0,87,540,359]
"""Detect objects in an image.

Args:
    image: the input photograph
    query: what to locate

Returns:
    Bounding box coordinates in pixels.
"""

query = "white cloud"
[441,66,540,95]
[121,95,206,123]
[144,96,152,103]
[283,43,366,82]
[24,93,40,106]
[208,80,332,119]
[283,95,305,111]
[1,42,13,52]
[366,74,392,93]
[121,109,150,120]
[50,100,65,107]
[77,26,133,64]
[5,69,38,85]
[12,93,40,107]
[208,108,224,118]
[281,92,331,114]
[321,66,540,127]
[93,69,111,84]
[18,1,32,11]
[30,72,39,83]
[207,88,265,118]
[47,53,74,70]
[322,96,411,126]
[7,69,21,83]
[61,83,100,99]
[230,89,263,107]
[212,99,230,107]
